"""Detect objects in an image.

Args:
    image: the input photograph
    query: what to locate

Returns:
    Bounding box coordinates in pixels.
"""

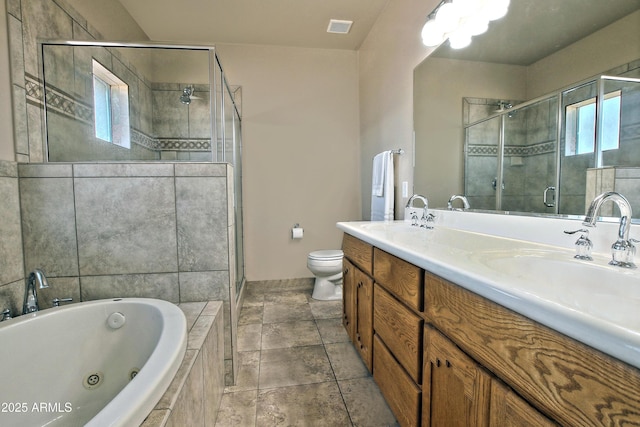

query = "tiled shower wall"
[0,161,25,313]
[3,162,237,382]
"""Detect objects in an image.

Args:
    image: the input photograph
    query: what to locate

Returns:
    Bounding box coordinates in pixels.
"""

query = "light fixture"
[421,0,510,50]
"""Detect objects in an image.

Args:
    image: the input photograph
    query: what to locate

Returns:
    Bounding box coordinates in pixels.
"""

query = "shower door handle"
[543,186,556,207]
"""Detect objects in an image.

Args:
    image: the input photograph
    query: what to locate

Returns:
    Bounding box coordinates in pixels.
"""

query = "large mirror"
[414,0,640,218]
[40,42,220,162]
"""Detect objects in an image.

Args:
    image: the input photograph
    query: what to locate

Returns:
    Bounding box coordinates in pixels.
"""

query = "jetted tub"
[0,298,187,427]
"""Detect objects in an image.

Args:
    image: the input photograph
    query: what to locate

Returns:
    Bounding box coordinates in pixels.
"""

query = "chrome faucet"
[406,194,433,228]
[583,192,637,268]
[23,269,50,314]
[447,194,470,210]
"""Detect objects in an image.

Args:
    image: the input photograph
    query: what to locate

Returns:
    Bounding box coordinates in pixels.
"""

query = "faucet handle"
[610,239,637,269]
[52,298,73,307]
[564,229,593,261]
[1,308,12,322]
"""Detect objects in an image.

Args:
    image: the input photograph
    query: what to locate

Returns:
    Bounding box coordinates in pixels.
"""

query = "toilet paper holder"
[291,223,304,239]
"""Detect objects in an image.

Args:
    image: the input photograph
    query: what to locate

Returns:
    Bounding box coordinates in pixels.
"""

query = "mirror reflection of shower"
[180,85,195,104]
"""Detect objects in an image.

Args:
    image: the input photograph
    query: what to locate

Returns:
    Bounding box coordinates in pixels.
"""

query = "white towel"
[371,151,394,221]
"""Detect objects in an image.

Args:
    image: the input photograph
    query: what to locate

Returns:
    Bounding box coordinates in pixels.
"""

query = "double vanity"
[338,209,640,426]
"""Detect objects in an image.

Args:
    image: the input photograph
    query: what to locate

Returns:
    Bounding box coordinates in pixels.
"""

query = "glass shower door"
[465,115,501,210]
[501,96,558,214]
[559,81,598,216]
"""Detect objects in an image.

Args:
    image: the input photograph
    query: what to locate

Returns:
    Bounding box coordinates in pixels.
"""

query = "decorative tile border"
[26,74,211,153]
[158,139,211,151]
[468,140,556,157]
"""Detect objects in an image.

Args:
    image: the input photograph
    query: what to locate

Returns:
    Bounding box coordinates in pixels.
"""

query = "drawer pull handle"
[446,360,451,368]
[436,358,441,367]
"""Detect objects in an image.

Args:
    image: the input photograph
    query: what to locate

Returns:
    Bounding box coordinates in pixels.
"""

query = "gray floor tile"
[316,317,351,344]
[325,342,370,380]
[259,345,335,389]
[215,389,257,427]
[238,305,263,325]
[261,320,322,349]
[224,350,260,393]
[338,377,399,427]
[256,382,352,426]
[309,299,343,319]
[237,323,262,351]
[219,282,397,426]
[264,291,310,305]
[263,302,314,323]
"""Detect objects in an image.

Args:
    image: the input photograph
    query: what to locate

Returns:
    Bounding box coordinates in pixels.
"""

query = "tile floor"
[215,280,398,426]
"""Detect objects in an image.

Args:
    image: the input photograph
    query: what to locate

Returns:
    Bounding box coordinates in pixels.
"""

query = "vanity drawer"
[373,334,421,427]
[373,248,423,312]
[342,233,373,275]
[374,283,423,384]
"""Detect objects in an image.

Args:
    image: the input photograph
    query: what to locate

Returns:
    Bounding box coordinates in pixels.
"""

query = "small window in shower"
[92,59,131,149]
[565,91,621,156]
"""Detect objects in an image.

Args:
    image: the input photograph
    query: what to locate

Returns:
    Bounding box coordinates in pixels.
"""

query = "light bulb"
[462,15,489,36]
[453,0,483,18]
[482,0,510,21]
[448,28,472,49]
[435,2,462,33]
[421,19,447,47]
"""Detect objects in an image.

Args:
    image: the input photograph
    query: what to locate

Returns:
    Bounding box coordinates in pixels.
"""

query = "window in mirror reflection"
[92,59,131,149]
[565,91,621,156]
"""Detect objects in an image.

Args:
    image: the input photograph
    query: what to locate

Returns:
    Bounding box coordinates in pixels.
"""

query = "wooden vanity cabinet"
[354,267,374,371]
[374,335,422,427]
[489,380,557,427]
[374,283,423,383]
[373,248,423,312]
[342,234,374,372]
[423,325,491,427]
[342,258,356,342]
[425,272,640,427]
[341,233,640,427]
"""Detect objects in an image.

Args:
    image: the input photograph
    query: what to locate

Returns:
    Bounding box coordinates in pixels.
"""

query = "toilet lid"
[308,250,344,261]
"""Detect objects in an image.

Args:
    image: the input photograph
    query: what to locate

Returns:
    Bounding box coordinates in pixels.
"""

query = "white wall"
[215,44,361,280]
[0,0,14,161]
[357,0,437,220]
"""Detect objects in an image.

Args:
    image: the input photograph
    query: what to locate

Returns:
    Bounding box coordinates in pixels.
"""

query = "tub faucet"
[583,192,637,268]
[447,194,470,210]
[23,269,50,314]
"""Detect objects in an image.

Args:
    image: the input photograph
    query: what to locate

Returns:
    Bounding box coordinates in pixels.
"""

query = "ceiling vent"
[327,19,353,34]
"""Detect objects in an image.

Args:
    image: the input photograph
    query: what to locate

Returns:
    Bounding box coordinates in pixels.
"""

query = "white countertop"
[337,212,640,370]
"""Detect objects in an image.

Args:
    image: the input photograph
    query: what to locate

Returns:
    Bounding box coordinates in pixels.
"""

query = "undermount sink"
[478,251,640,328]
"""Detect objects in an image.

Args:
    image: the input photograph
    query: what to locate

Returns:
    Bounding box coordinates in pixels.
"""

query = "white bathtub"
[0,298,187,427]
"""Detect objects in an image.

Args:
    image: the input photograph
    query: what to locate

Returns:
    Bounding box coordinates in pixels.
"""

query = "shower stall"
[464,73,640,217]
[39,41,244,298]
[34,41,245,383]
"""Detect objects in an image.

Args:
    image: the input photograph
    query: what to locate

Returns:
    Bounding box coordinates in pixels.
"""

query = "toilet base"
[311,277,343,301]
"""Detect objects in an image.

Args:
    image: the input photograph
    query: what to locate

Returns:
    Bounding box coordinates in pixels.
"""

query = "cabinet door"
[342,258,356,342]
[423,326,491,427]
[490,380,557,427]
[354,267,374,372]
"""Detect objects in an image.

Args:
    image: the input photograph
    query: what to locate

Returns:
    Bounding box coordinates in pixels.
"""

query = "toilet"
[307,250,344,301]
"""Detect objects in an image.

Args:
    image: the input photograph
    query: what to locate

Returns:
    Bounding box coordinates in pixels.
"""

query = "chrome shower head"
[495,100,513,112]
[180,85,194,105]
